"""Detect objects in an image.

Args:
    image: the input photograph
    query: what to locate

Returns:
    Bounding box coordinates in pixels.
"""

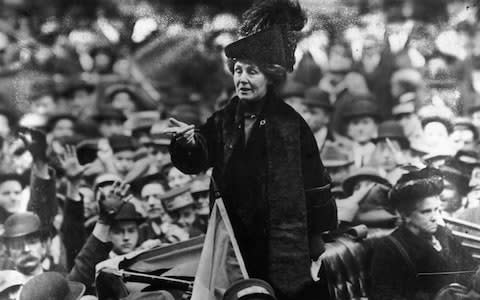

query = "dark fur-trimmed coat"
[170,91,337,299]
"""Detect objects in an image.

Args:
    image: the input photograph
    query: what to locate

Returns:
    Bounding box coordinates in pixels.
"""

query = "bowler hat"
[343,167,392,196]
[162,185,194,212]
[2,212,41,239]
[372,120,409,149]
[130,172,165,196]
[225,26,289,71]
[303,87,333,111]
[342,97,380,121]
[113,202,146,224]
[223,278,276,300]
[19,272,85,300]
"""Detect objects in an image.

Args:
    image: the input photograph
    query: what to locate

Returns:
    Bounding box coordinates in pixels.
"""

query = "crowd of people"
[1,0,480,299]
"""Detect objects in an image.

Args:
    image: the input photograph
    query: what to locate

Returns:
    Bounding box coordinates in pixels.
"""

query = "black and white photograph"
[0,0,479,299]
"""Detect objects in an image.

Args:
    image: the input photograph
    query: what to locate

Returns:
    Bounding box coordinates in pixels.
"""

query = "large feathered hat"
[225,0,306,72]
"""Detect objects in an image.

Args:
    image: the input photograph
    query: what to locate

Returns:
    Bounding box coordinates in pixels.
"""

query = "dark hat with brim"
[76,139,99,165]
[342,97,380,121]
[92,107,127,123]
[455,145,480,167]
[343,167,392,196]
[321,143,353,168]
[113,202,146,224]
[223,279,276,300]
[0,173,27,188]
[19,272,85,300]
[108,135,136,153]
[46,113,77,132]
[162,184,194,212]
[130,172,165,196]
[303,87,333,111]
[225,25,288,71]
[372,120,410,149]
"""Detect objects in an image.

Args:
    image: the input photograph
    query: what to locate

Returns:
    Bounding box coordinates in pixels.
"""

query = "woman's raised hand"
[162,118,196,145]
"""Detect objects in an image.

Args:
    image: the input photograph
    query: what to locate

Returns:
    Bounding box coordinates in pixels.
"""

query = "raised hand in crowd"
[58,144,90,182]
[17,127,47,162]
[97,180,131,225]
[162,118,196,146]
[337,182,375,223]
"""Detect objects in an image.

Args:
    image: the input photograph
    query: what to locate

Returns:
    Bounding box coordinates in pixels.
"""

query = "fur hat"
[225,0,306,72]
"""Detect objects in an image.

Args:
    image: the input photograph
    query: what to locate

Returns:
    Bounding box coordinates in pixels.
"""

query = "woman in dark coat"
[370,168,476,300]
[163,1,337,299]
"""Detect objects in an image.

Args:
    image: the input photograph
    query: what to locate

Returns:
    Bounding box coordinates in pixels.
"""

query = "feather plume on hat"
[235,0,306,72]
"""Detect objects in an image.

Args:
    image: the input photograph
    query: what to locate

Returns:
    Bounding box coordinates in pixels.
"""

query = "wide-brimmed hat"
[321,143,353,168]
[46,113,77,132]
[162,185,195,212]
[19,272,85,300]
[372,120,409,149]
[1,212,41,239]
[303,87,333,111]
[342,96,380,121]
[0,270,26,293]
[343,167,392,196]
[223,278,276,300]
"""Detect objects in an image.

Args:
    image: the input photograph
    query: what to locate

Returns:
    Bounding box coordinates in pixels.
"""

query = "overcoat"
[170,90,337,299]
[370,225,475,300]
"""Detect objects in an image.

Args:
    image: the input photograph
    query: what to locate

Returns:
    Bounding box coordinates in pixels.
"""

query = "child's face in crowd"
[110,221,139,255]
[113,150,134,176]
[0,180,23,214]
[51,119,75,139]
[172,205,196,230]
[99,119,124,137]
[347,116,377,143]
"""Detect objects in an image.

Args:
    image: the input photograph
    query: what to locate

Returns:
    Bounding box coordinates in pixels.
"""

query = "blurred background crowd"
[2,0,480,299]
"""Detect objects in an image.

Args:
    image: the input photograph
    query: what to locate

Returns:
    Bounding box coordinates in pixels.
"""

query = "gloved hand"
[17,127,47,161]
[97,181,131,225]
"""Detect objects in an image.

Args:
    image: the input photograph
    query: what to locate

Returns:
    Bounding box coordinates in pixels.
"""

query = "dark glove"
[17,127,47,161]
[97,181,130,225]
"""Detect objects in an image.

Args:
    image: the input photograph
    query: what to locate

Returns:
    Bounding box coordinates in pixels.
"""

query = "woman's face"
[233,61,268,102]
[346,116,377,143]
